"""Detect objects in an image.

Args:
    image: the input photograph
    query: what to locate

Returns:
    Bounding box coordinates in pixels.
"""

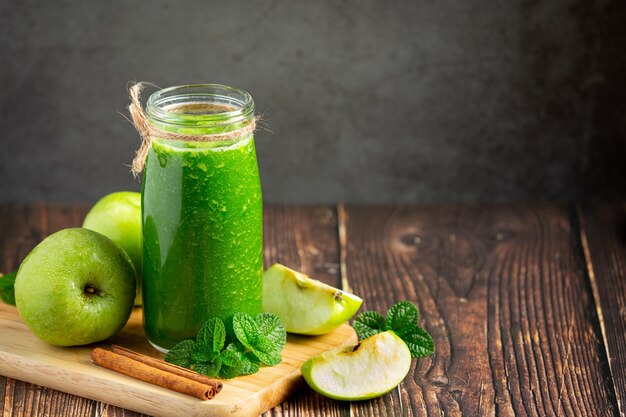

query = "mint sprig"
[0,271,17,306]
[354,301,434,358]
[165,312,286,379]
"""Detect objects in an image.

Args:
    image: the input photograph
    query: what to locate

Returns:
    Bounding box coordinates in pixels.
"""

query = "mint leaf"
[164,339,195,368]
[233,313,258,351]
[194,355,222,377]
[226,343,260,375]
[197,318,226,354]
[219,349,244,379]
[401,327,435,358]
[385,301,419,337]
[255,313,287,351]
[354,311,385,339]
[191,350,214,363]
[251,313,286,366]
[0,271,17,306]
[233,313,286,366]
[244,351,262,374]
[249,346,281,367]
[251,349,281,367]
[220,348,242,367]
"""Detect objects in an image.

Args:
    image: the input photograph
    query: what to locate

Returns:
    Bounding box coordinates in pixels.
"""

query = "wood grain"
[578,201,626,417]
[340,204,618,417]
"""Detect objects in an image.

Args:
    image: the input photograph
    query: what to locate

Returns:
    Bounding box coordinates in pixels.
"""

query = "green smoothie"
[141,86,263,351]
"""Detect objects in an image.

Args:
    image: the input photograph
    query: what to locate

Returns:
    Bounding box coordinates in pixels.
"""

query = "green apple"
[14,228,136,346]
[301,331,412,400]
[263,263,363,335]
[83,191,143,306]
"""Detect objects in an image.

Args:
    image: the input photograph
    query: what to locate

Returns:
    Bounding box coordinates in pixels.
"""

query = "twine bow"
[127,82,257,177]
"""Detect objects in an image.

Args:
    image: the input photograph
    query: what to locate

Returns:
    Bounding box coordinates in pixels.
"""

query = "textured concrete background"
[0,0,624,203]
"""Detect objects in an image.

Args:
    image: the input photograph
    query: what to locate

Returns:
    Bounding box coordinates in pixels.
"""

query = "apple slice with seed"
[263,263,362,335]
[300,331,412,401]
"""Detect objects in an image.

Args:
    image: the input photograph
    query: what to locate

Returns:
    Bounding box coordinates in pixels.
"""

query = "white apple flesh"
[301,331,412,400]
[14,228,136,346]
[263,263,362,335]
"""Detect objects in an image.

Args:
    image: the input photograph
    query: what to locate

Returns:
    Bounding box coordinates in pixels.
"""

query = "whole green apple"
[83,191,143,305]
[15,228,136,346]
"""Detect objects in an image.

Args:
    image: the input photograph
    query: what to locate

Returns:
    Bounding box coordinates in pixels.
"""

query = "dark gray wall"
[1,0,624,203]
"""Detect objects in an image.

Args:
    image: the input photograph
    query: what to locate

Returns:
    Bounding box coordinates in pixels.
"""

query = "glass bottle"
[141,84,263,352]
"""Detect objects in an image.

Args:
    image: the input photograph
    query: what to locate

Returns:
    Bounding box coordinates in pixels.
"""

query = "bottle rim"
[145,84,255,129]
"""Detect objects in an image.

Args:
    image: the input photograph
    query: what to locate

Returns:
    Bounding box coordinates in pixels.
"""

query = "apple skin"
[301,331,412,401]
[263,263,363,335]
[82,191,142,306]
[14,228,136,346]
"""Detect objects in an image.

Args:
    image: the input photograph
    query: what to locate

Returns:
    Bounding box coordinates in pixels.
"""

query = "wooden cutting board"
[0,303,357,417]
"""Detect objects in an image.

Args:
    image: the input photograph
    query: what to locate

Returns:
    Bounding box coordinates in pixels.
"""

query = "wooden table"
[0,202,624,417]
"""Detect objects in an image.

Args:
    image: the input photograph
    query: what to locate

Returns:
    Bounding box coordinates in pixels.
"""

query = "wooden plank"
[340,204,618,417]
[262,205,349,417]
[578,201,626,417]
[0,204,346,417]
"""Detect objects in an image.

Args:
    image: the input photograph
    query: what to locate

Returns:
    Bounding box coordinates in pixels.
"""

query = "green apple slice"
[301,331,412,401]
[263,263,362,335]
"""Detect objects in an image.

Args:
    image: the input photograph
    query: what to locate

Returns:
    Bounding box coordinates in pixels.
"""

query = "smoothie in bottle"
[140,84,263,351]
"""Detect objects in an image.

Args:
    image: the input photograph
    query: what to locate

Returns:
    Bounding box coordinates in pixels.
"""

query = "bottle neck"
[145,84,255,136]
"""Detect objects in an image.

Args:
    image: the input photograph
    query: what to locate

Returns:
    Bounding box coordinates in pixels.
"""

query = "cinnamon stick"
[91,348,216,400]
[111,344,223,392]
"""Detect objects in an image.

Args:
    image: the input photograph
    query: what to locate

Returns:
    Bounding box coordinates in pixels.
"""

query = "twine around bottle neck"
[128,82,257,177]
